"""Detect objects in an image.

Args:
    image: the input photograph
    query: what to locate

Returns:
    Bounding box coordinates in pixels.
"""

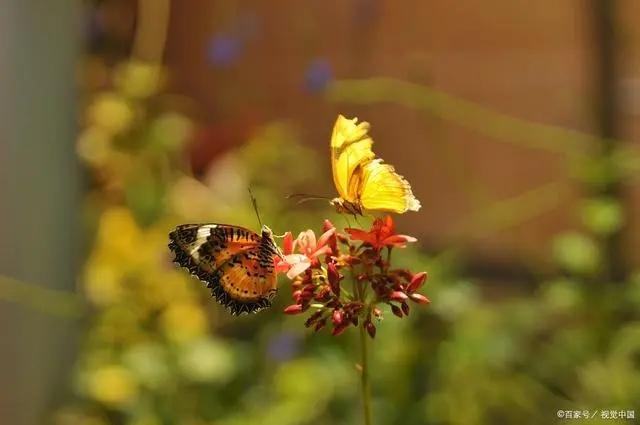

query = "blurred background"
[1,1,640,424]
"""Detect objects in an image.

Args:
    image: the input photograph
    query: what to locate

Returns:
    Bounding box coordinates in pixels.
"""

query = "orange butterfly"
[169,223,280,315]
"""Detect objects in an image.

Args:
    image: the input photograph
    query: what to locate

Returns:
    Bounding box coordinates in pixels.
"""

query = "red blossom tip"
[282,231,294,255]
[391,304,403,318]
[284,304,305,315]
[401,301,410,316]
[332,309,343,326]
[407,271,428,293]
[332,323,349,336]
[409,293,431,304]
[314,318,327,332]
[322,219,335,233]
[389,291,409,302]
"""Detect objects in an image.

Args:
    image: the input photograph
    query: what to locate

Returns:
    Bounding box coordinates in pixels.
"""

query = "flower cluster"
[276,216,429,338]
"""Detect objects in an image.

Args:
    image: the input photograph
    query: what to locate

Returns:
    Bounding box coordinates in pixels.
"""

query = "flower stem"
[359,321,373,425]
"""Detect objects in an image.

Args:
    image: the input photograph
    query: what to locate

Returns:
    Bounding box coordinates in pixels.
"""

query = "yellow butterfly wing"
[330,114,421,214]
[330,115,376,203]
[359,159,421,213]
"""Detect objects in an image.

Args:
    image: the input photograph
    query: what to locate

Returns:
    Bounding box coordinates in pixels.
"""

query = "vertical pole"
[0,2,81,424]
[590,0,625,282]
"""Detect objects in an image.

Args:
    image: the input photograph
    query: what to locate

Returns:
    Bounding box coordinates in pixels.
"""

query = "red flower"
[275,228,335,279]
[346,215,417,250]
[322,219,338,254]
[407,271,428,293]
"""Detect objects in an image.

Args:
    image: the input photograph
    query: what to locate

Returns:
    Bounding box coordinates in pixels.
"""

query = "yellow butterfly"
[330,115,421,215]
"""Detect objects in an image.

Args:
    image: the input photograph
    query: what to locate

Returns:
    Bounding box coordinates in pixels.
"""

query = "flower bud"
[332,309,343,326]
[314,317,327,332]
[314,286,331,302]
[322,220,339,254]
[305,310,324,327]
[410,293,431,304]
[332,323,349,336]
[284,304,304,315]
[366,321,376,339]
[391,304,403,318]
[373,307,382,318]
[401,301,410,316]
[327,262,342,296]
[407,272,428,293]
[389,291,408,302]
[322,219,335,233]
[343,302,359,312]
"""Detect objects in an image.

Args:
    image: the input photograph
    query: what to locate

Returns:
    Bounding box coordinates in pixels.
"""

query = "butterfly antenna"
[248,187,263,229]
[286,193,332,205]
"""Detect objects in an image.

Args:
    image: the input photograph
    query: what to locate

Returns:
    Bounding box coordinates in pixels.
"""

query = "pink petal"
[297,230,317,254]
[274,257,291,274]
[310,245,332,259]
[384,235,417,247]
[283,253,307,264]
[316,228,336,249]
[284,304,304,314]
[284,255,311,279]
[410,293,431,304]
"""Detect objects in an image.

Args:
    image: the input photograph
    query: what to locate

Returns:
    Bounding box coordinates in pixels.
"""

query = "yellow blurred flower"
[77,127,112,167]
[87,92,134,135]
[139,271,195,309]
[93,306,145,344]
[84,261,124,306]
[114,61,165,99]
[160,301,208,342]
[95,207,142,262]
[149,112,193,151]
[87,365,138,408]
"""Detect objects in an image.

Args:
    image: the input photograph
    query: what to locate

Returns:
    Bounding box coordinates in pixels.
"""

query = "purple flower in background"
[304,58,333,93]
[207,34,243,68]
[266,331,300,362]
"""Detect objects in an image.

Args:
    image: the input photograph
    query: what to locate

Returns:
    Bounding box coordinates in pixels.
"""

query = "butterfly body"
[169,224,279,315]
[330,115,421,215]
[330,198,363,216]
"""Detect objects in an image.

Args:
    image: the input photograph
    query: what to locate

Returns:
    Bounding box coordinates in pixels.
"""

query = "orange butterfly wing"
[169,224,279,315]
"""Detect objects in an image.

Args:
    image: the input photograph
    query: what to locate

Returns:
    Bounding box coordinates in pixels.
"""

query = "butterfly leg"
[353,214,362,228]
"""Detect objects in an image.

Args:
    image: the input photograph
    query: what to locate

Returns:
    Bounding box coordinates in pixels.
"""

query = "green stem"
[359,321,372,425]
